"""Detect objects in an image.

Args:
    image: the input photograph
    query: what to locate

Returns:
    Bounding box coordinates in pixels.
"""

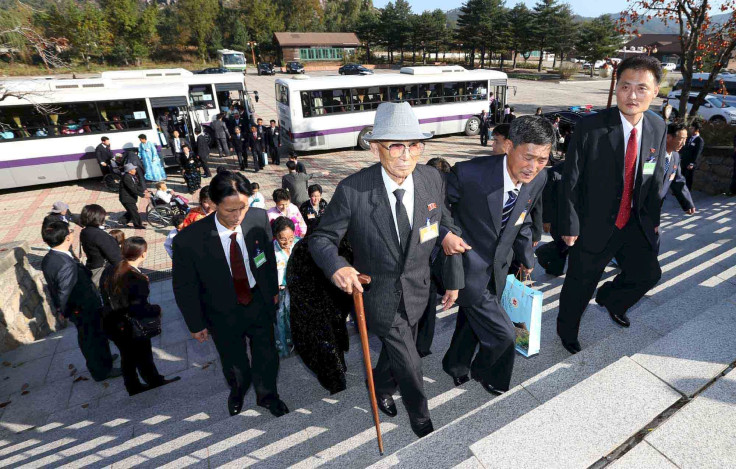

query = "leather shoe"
[474,378,505,396]
[228,388,245,416]
[560,337,582,354]
[606,308,630,328]
[127,383,150,396]
[410,419,434,438]
[149,376,181,390]
[453,375,470,387]
[365,379,397,417]
[263,398,290,417]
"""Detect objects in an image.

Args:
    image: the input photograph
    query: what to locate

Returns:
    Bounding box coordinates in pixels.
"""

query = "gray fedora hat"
[364,102,433,142]
[123,163,137,172]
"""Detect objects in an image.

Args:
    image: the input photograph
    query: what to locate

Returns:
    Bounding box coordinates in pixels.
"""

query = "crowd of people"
[39,55,719,441]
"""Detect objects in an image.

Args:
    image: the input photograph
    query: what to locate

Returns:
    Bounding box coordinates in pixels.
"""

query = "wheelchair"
[102,158,124,192]
[146,193,188,228]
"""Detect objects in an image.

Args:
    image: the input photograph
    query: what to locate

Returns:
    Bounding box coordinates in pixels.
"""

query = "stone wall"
[0,241,63,352]
[693,146,735,195]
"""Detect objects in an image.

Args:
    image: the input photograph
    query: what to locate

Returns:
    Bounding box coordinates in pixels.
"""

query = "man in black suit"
[170,130,189,162]
[41,221,119,382]
[535,161,569,276]
[173,171,289,418]
[661,121,696,218]
[479,110,490,146]
[441,116,551,395]
[247,124,265,172]
[118,164,147,229]
[227,112,246,136]
[310,102,464,438]
[680,121,704,190]
[231,127,247,171]
[557,56,667,354]
[265,119,282,165]
[288,151,306,174]
[194,126,213,178]
[212,114,231,158]
[95,137,114,175]
[488,92,499,124]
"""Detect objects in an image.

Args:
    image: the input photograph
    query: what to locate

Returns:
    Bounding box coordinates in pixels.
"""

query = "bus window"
[416,83,443,105]
[57,102,99,135]
[300,91,313,117]
[98,99,150,131]
[189,85,216,109]
[301,89,351,116]
[468,81,488,100]
[351,86,386,111]
[0,105,49,139]
[276,84,289,106]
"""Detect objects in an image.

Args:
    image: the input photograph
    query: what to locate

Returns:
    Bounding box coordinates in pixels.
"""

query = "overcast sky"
[372,0,631,18]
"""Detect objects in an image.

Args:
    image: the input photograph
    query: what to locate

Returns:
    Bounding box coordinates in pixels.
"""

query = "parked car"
[338,64,374,75]
[582,60,605,70]
[662,91,736,125]
[673,73,736,108]
[285,61,305,74]
[257,62,275,76]
[193,67,230,74]
[662,62,677,72]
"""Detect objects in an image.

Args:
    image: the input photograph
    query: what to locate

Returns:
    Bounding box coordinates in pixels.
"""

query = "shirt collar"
[502,155,522,193]
[51,248,74,258]
[381,166,414,195]
[619,111,643,138]
[214,213,243,238]
[666,151,672,159]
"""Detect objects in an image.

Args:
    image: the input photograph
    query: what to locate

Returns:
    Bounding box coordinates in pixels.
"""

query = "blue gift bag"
[501,274,543,357]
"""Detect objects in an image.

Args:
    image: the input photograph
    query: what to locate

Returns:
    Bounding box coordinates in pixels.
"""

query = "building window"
[298,47,346,61]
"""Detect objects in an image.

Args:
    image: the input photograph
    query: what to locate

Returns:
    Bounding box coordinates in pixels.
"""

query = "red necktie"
[615,127,638,229]
[229,232,253,305]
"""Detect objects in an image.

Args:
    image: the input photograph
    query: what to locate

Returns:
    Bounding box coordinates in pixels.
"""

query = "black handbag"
[127,313,162,340]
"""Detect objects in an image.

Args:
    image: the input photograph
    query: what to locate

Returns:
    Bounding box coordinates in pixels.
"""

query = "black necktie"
[501,189,519,231]
[393,188,412,254]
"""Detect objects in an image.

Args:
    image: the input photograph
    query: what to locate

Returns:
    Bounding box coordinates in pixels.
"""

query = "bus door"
[488,80,508,123]
[150,95,191,167]
[214,82,247,120]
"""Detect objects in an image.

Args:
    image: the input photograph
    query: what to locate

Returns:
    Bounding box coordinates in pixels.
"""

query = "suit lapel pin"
[650,148,656,154]
[427,203,437,211]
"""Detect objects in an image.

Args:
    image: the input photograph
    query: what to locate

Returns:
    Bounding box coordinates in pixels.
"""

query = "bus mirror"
[254,91,259,103]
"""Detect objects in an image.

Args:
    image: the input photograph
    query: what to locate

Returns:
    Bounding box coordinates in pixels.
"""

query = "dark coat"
[80,226,123,270]
[247,131,265,156]
[231,133,246,154]
[211,119,230,139]
[309,163,464,337]
[444,155,546,306]
[282,172,311,207]
[265,126,282,148]
[660,151,695,211]
[41,250,101,320]
[195,134,210,161]
[95,143,113,167]
[542,162,565,237]
[561,107,667,252]
[172,208,278,333]
[119,172,146,205]
[680,134,704,168]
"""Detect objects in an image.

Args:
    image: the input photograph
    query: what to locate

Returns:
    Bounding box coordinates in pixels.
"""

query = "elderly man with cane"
[310,102,464,439]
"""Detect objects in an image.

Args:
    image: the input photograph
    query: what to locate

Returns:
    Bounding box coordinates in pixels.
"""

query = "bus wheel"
[465,117,481,136]
[358,127,373,150]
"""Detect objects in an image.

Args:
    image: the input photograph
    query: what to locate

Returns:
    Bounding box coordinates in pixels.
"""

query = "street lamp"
[247,41,258,69]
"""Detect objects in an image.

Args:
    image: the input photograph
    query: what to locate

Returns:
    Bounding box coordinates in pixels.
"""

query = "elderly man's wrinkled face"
[503,140,550,184]
[371,141,425,183]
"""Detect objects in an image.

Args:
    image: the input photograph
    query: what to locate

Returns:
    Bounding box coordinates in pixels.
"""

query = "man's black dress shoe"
[262,398,290,417]
[377,394,398,417]
[606,308,630,328]
[560,337,582,354]
[149,376,181,389]
[127,383,150,396]
[474,378,505,396]
[411,419,434,438]
[453,375,470,387]
[228,388,245,416]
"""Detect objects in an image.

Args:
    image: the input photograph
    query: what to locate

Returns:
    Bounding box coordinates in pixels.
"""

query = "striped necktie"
[664,155,671,177]
[501,189,519,231]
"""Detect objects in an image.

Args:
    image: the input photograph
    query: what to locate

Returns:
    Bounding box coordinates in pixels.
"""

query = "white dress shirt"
[620,111,644,174]
[214,214,256,288]
[502,155,522,206]
[173,138,181,153]
[381,166,415,242]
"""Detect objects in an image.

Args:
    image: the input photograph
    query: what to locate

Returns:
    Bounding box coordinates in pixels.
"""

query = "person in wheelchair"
[153,182,189,213]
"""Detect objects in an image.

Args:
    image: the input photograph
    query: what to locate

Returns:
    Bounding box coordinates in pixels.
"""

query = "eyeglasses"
[377,142,425,158]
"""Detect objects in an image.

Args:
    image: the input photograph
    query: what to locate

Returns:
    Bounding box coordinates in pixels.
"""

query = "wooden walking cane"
[352,273,385,456]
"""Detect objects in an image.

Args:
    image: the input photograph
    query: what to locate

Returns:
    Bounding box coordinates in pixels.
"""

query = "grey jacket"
[211,119,230,139]
[310,163,464,337]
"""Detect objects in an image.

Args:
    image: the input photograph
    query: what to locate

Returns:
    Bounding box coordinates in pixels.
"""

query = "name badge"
[307,213,316,219]
[643,162,656,175]
[254,252,267,268]
[419,220,439,243]
[514,210,528,226]
[669,173,676,181]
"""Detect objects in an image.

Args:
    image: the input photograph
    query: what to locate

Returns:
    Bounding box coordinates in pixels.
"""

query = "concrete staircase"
[0,193,734,468]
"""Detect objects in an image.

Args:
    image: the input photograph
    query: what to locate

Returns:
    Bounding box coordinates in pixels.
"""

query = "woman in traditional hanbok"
[137,133,167,182]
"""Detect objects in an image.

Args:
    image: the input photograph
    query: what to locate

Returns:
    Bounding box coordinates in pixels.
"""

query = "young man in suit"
[680,121,704,190]
[170,130,189,161]
[310,102,464,438]
[231,127,247,171]
[265,120,282,165]
[661,121,696,218]
[172,171,288,418]
[247,124,265,172]
[557,56,667,354]
[211,113,231,158]
[118,164,147,229]
[41,221,119,382]
[194,126,213,178]
[95,136,114,175]
[441,116,551,395]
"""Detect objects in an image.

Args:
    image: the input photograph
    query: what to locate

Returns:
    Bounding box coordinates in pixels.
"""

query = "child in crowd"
[267,188,307,237]
[164,213,186,259]
[182,186,213,228]
[273,216,300,357]
[249,182,266,209]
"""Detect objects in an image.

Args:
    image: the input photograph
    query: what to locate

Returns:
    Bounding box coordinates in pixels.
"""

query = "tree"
[238,0,284,61]
[619,0,736,120]
[507,4,534,68]
[1,0,68,70]
[480,0,508,69]
[531,0,563,71]
[100,0,158,65]
[355,9,380,63]
[281,0,324,32]
[176,0,220,62]
[427,9,450,62]
[42,0,111,68]
[576,15,622,77]
[549,3,575,68]
[455,0,481,68]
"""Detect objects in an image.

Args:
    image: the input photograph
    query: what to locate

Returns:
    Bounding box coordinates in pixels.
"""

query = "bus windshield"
[223,54,245,66]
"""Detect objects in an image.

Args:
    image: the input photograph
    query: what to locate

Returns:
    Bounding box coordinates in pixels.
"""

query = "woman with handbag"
[79,204,122,287]
[101,236,180,396]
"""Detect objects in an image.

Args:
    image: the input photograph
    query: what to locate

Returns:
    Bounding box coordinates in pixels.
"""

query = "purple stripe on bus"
[0,146,161,169]
[291,113,477,139]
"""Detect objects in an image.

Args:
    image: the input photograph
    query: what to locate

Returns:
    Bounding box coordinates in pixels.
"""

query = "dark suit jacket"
[170,137,190,153]
[265,126,281,148]
[309,163,464,337]
[660,151,695,211]
[247,132,265,155]
[119,173,145,204]
[95,144,113,167]
[561,107,666,252]
[211,120,230,139]
[80,226,123,270]
[231,133,246,154]
[196,135,210,161]
[444,155,546,306]
[41,250,101,319]
[680,134,704,167]
[227,118,246,136]
[282,172,311,207]
[542,162,565,237]
[172,208,278,333]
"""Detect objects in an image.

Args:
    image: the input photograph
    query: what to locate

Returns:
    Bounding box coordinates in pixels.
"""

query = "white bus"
[274,66,509,152]
[0,78,193,189]
[100,68,259,143]
[218,49,247,72]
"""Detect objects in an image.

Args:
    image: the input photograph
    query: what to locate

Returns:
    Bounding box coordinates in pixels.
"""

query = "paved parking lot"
[0,69,663,275]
